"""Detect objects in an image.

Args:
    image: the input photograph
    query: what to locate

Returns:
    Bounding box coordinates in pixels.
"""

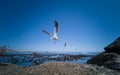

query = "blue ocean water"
[0,52,98,67]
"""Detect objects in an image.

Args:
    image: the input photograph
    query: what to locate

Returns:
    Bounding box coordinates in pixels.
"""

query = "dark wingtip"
[54,20,58,24]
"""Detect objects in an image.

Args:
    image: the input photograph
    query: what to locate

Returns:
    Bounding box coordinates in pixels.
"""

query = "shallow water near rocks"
[0,52,96,67]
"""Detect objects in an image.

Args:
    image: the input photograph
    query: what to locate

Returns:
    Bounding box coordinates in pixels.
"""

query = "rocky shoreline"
[0,62,120,75]
[1,37,120,75]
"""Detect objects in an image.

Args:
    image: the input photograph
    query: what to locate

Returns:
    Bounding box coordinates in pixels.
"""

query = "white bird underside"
[42,20,58,42]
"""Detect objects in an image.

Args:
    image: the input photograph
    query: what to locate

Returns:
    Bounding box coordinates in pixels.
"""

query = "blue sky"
[0,0,120,52]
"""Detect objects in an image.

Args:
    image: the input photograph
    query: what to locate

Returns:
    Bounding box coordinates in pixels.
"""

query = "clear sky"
[0,0,120,52]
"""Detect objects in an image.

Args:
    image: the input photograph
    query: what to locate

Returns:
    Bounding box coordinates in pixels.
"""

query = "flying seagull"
[42,20,58,43]
[64,42,67,48]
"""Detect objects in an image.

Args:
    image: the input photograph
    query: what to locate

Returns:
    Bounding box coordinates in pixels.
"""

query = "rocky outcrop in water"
[87,37,120,71]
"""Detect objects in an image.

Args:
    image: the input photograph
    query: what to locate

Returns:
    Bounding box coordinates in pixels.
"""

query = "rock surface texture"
[87,37,120,71]
[104,37,120,54]
[0,62,120,75]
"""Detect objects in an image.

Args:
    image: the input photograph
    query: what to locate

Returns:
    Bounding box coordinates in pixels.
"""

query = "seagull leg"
[54,41,56,44]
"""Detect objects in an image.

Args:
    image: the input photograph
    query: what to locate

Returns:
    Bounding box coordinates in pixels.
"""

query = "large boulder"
[87,52,120,71]
[87,37,120,71]
[24,62,120,75]
[104,37,120,54]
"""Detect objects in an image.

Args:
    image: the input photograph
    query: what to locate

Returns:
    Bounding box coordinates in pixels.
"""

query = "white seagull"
[42,20,58,43]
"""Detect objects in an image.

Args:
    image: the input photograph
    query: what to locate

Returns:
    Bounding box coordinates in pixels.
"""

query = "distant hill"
[0,46,15,52]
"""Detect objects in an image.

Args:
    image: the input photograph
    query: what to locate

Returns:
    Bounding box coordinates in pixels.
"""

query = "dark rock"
[87,37,120,71]
[0,63,11,66]
[87,52,120,71]
[104,37,120,54]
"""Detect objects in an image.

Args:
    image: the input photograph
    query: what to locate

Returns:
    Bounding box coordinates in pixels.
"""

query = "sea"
[0,51,99,67]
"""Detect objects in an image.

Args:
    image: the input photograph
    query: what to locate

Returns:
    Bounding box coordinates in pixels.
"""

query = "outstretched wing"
[54,20,58,36]
[42,30,52,37]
